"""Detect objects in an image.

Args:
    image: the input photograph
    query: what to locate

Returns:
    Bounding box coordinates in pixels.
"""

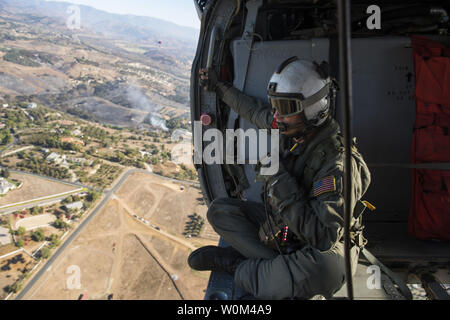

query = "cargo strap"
[234,0,263,91]
[351,200,413,300]
[360,248,413,300]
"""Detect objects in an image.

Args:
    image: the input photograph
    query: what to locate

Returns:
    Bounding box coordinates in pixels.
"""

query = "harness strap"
[350,201,412,299]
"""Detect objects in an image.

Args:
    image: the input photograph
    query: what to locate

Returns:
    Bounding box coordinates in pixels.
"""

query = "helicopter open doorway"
[191,0,450,300]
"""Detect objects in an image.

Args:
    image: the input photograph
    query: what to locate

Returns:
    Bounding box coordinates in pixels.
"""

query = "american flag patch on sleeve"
[313,176,336,197]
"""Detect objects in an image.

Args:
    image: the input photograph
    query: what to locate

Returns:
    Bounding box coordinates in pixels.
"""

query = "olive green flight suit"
[207,84,371,299]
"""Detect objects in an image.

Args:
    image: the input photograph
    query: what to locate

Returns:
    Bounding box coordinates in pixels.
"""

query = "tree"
[150,156,160,165]
[64,196,74,204]
[9,281,23,293]
[54,218,70,230]
[49,234,60,248]
[31,206,44,215]
[16,239,24,248]
[1,168,10,179]
[40,247,51,259]
[113,151,125,163]
[16,226,26,236]
[87,190,101,202]
[31,229,45,242]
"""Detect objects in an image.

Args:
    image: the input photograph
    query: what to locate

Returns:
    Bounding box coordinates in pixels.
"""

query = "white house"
[140,150,152,158]
[0,226,11,245]
[71,129,83,137]
[46,152,60,162]
[64,201,83,211]
[0,178,16,195]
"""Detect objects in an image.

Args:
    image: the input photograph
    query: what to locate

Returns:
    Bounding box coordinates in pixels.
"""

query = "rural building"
[26,103,37,109]
[46,152,60,162]
[140,151,152,158]
[64,201,83,211]
[0,226,11,246]
[0,177,16,195]
[71,129,83,137]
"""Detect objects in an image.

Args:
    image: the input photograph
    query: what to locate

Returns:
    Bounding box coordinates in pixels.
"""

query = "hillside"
[0,0,196,128]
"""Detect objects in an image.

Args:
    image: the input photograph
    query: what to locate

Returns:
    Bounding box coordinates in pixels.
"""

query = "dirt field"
[14,214,56,231]
[21,172,219,300]
[115,172,208,236]
[0,172,80,207]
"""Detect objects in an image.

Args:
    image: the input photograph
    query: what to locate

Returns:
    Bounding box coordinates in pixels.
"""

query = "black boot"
[188,246,245,275]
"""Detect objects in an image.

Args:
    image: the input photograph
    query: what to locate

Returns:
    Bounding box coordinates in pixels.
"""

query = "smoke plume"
[126,84,168,131]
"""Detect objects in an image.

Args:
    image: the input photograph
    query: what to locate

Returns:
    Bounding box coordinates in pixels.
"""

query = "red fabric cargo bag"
[409,36,450,241]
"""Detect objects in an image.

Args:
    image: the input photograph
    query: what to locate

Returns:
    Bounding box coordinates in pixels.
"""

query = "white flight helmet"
[267,57,336,128]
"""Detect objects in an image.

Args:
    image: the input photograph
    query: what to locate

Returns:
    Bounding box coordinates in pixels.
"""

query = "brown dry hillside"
[0,2,194,127]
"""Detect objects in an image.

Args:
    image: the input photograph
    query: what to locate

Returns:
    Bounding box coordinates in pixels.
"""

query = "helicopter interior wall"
[230,36,416,221]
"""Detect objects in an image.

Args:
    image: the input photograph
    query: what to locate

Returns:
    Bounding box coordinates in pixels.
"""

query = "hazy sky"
[46,0,200,29]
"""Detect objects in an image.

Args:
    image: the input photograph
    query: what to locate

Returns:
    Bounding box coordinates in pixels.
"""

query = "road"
[14,168,134,300]
[0,189,83,215]
[0,135,18,157]
[0,168,92,215]
[0,146,34,158]
[0,167,93,190]
[14,168,199,300]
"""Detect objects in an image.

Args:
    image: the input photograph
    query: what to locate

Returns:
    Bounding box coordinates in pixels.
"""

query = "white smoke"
[149,114,168,131]
[126,84,168,131]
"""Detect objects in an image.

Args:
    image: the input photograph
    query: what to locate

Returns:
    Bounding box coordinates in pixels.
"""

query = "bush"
[54,218,69,229]
[64,196,74,204]
[40,247,51,259]
[9,281,23,293]
[1,168,11,178]
[31,229,45,242]
[49,234,60,248]
[16,239,24,248]
[3,49,40,67]
[0,129,13,147]
[16,226,26,236]
[31,206,44,215]
[87,191,101,202]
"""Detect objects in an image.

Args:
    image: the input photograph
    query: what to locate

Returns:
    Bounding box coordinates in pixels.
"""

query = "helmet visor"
[269,97,303,117]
